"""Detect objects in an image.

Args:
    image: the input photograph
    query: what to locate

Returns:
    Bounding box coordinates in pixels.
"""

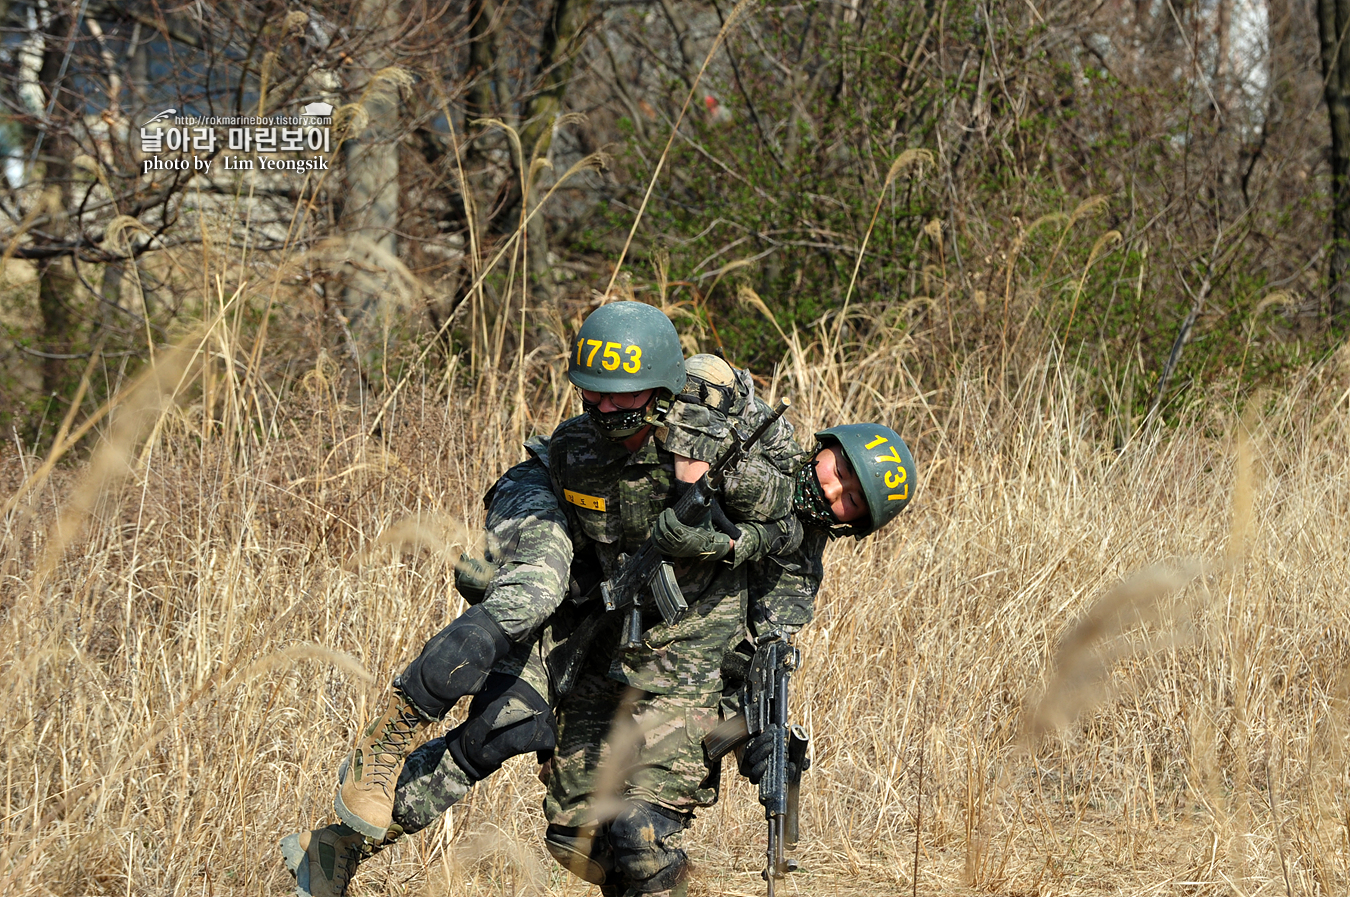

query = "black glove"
[709,500,743,540]
[739,725,807,785]
[652,507,733,560]
[739,725,784,785]
[720,641,755,689]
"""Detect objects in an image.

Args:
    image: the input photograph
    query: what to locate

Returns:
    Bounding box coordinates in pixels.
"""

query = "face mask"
[792,461,840,530]
[582,401,650,440]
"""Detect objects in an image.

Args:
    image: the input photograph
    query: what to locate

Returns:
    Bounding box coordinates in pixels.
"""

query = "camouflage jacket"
[660,367,802,523]
[473,437,573,642]
[747,527,826,636]
[664,369,824,634]
[548,413,797,693]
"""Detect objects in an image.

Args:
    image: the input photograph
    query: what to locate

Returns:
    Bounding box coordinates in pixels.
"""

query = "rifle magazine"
[703,712,750,762]
[651,561,688,624]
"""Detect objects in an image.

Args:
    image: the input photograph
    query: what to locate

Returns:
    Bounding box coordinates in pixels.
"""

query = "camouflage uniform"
[537,364,811,895]
[660,364,800,523]
[543,414,741,817]
[391,408,799,839]
[663,367,813,636]
[541,375,919,897]
[370,365,803,893]
[533,412,775,897]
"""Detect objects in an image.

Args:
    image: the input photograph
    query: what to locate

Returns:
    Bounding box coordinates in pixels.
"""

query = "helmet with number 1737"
[813,423,917,537]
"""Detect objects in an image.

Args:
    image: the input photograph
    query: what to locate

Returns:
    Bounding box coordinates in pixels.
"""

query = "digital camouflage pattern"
[390,441,568,834]
[663,360,818,635]
[475,437,573,642]
[545,664,722,827]
[391,735,469,834]
[661,363,804,523]
[389,402,795,836]
[392,605,590,833]
[546,413,773,695]
[747,527,827,637]
[539,409,801,825]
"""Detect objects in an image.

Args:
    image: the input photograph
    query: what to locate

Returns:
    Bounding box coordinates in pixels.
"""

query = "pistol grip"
[620,605,642,648]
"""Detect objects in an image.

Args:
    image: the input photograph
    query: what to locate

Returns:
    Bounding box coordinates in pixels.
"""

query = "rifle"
[602,398,791,649]
[703,629,810,897]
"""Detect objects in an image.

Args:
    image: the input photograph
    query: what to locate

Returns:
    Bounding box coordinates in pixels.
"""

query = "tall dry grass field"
[2,300,1349,897]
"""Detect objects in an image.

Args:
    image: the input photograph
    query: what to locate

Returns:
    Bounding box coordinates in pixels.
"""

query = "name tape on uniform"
[564,489,607,512]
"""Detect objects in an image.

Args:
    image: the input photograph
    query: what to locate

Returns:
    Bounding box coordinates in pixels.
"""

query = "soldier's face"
[814,445,867,522]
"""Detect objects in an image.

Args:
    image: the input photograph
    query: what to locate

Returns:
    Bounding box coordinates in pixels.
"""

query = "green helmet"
[815,423,916,536]
[567,301,686,394]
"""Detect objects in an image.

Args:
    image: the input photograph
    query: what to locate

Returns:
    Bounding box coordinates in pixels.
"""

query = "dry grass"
[2,292,1349,897]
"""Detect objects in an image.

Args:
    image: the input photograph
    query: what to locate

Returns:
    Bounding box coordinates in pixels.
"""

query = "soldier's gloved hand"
[455,554,496,604]
[731,517,803,567]
[730,523,765,567]
[652,508,733,560]
[738,726,783,785]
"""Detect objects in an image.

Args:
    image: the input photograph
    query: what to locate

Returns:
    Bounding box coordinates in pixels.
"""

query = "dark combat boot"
[279,822,401,897]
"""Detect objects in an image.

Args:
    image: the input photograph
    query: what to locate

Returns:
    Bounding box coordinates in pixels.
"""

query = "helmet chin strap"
[793,459,839,529]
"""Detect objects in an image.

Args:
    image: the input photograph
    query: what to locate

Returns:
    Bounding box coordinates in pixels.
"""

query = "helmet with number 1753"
[567,301,686,395]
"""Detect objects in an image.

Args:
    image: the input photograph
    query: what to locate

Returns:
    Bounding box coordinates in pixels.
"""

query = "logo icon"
[302,102,333,117]
[142,108,177,127]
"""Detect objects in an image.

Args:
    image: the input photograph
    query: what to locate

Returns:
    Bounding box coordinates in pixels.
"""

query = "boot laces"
[362,702,422,790]
[338,826,399,890]
[331,837,366,893]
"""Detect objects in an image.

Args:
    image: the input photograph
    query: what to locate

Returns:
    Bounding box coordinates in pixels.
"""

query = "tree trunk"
[492,0,593,231]
[1317,0,1350,321]
[496,0,595,299]
[464,0,499,178]
[340,0,403,357]
[34,7,76,402]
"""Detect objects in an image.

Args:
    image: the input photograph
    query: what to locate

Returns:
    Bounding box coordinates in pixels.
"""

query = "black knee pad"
[608,801,691,894]
[395,606,511,719]
[446,674,556,783]
[545,823,615,885]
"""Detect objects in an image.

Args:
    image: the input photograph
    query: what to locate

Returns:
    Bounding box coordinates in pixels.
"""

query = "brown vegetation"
[4,1,1350,894]
[1,295,1348,894]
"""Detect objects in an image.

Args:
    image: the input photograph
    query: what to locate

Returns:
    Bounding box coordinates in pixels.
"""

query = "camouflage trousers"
[543,592,746,828]
[391,606,741,839]
[540,601,743,897]
[542,667,724,828]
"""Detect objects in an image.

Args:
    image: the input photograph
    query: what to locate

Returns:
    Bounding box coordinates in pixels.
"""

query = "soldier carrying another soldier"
[280,302,802,897]
[538,355,916,897]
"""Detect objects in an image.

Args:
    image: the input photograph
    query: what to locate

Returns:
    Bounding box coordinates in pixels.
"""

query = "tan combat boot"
[333,689,426,839]
[279,822,399,897]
